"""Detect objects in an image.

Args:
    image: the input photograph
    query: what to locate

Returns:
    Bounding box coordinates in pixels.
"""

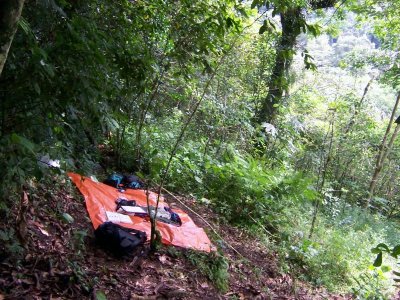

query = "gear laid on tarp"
[68,172,213,252]
[104,173,144,190]
[114,198,182,226]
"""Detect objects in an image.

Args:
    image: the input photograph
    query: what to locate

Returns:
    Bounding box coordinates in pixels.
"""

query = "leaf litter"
[0,177,352,299]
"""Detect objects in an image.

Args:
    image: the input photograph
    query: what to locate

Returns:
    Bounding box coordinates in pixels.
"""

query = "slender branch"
[309,110,335,238]
[162,187,242,256]
[323,0,347,26]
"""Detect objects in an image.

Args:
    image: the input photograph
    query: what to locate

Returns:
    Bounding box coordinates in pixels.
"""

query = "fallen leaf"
[158,255,168,264]
[200,282,209,289]
[16,278,34,285]
[131,294,156,300]
[38,227,50,236]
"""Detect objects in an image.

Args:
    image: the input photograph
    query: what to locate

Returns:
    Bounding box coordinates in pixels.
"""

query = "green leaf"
[34,83,41,95]
[136,172,145,179]
[381,265,391,273]
[259,19,274,35]
[194,176,203,184]
[19,17,32,35]
[305,23,321,37]
[391,245,400,257]
[226,17,233,28]
[62,213,74,224]
[10,133,36,154]
[95,290,107,300]
[251,0,260,9]
[259,20,267,34]
[236,7,248,18]
[375,243,390,252]
[373,252,382,267]
[371,248,381,254]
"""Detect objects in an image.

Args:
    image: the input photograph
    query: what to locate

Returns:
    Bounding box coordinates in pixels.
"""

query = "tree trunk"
[255,1,337,124]
[366,123,400,208]
[366,92,400,208]
[0,0,25,77]
[256,8,302,124]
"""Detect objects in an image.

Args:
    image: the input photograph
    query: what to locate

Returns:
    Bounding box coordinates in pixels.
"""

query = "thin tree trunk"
[256,0,337,124]
[366,122,400,208]
[309,110,335,238]
[333,78,373,195]
[366,92,400,208]
[256,8,302,124]
[0,0,25,77]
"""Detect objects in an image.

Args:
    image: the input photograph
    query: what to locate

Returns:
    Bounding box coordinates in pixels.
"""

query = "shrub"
[203,152,317,230]
[281,203,399,294]
[186,251,229,292]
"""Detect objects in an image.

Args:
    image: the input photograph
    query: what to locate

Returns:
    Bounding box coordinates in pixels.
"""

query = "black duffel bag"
[94,222,147,257]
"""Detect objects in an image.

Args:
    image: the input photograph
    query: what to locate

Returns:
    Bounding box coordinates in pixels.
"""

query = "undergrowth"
[280,204,397,295]
[184,250,230,292]
[145,143,400,297]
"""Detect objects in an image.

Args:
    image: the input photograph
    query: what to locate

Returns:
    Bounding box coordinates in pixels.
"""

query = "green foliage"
[259,19,276,35]
[0,0,242,196]
[204,153,317,229]
[0,228,24,258]
[68,260,99,294]
[279,203,399,293]
[352,271,389,300]
[0,134,41,204]
[72,229,88,254]
[186,251,229,292]
[372,242,400,288]
[1,0,400,297]
[95,290,107,300]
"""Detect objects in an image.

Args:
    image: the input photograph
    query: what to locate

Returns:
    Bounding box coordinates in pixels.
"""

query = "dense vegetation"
[1,0,400,298]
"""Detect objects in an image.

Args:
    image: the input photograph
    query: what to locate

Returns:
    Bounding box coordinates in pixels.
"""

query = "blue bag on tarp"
[123,174,143,189]
[104,173,143,189]
[103,173,124,188]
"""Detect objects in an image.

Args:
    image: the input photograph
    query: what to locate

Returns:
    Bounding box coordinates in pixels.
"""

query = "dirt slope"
[0,176,351,299]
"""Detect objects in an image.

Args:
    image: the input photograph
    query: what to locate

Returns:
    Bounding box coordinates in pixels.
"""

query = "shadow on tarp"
[68,172,213,252]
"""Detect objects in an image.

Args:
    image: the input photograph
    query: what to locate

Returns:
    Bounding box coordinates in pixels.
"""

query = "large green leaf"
[373,252,382,267]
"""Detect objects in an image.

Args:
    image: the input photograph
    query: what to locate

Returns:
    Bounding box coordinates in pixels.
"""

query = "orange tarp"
[68,173,212,252]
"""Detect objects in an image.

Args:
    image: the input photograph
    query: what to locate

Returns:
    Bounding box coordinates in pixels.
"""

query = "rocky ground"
[0,175,352,299]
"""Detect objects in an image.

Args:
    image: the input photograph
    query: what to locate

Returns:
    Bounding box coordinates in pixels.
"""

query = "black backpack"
[94,222,147,257]
[103,173,144,190]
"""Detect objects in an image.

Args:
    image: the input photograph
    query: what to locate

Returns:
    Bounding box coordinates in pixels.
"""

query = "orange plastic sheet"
[68,173,212,252]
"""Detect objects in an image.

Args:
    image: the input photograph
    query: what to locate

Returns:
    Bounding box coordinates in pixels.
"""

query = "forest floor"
[0,176,352,300]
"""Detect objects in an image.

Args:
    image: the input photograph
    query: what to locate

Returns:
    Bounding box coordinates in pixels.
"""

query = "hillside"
[1,0,400,299]
[0,175,352,299]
